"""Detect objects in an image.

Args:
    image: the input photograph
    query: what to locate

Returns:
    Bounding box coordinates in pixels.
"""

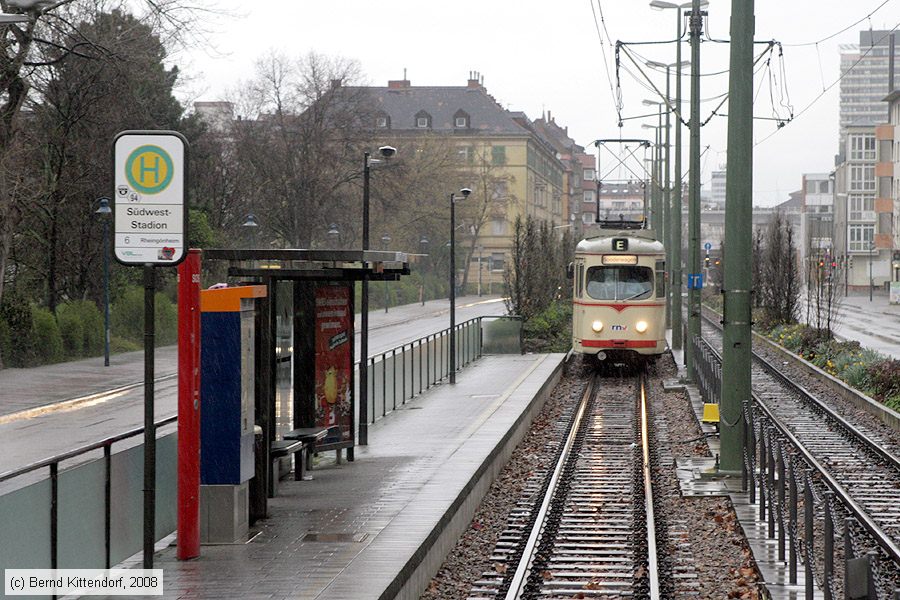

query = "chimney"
[388,79,411,89]
[467,70,483,89]
[330,79,342,89]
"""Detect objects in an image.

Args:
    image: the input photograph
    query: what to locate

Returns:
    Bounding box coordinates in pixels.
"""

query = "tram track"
[469,374,660,599]
[701,315,900,585]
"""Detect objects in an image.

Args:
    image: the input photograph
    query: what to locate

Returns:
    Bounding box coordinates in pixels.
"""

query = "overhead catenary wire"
[782,0,896,47]
[589,0,621,121]
[755,20,900,147]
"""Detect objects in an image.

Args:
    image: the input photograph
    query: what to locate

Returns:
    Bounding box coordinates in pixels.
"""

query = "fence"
[359,315,522,425]
[0,418,178,598]
[692,335,900,599]
[0,316,522,587]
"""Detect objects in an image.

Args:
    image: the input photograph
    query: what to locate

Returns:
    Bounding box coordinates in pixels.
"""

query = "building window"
[491,218,508,236]
[582,212,595,224]
[490,253,505,272]
[375,116,389,128]
[850,165,875,192]
[583,190,595,203]
[848,194,875,221]
[491,145,506,166]
[848,223,874,252]
[818,181,830,194]
[850,134,876,160]
[491,180,508,200]
[415,110,431,129]
[583,168,595,181]
[453,109,469,129]
[457,147,469,161]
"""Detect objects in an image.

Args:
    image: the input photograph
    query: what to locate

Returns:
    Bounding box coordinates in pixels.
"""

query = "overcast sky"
[180,0,899,207]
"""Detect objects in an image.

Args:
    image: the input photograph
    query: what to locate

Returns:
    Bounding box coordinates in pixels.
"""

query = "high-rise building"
[838,31,900,153]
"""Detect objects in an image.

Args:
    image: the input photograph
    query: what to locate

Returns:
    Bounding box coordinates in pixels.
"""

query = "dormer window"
[453,109,470,129]
[375,115,390,129]
[415,110,431,129]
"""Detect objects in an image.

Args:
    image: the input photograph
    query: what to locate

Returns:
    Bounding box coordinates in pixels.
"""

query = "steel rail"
[640,374,661,599]
[701,314,900,564]
[504,375,595,600]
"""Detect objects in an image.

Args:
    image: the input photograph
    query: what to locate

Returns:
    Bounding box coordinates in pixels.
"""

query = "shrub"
[31,306,64,364]
[865,359,900,403]
[111,286,178,347]
[56,305,84,357]
[523,301,571,353]
[0,318,10,367]
[0,291,34,367]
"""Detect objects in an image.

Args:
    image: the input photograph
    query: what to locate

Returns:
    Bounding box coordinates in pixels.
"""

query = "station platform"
[136,352,565,600]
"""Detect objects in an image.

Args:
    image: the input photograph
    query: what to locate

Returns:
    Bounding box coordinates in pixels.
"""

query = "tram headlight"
[635,320,648,333]
[591,320,603,333]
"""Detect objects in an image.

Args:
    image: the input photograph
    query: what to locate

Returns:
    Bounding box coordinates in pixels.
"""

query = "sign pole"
[177,249,201,560]
[143,264,156,568]
[113,130,188,569]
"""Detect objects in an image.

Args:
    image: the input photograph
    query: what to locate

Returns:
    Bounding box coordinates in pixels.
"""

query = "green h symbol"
[140,154,161,184]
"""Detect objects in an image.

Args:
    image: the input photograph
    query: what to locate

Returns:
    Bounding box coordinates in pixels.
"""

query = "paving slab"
[114,352,564,600]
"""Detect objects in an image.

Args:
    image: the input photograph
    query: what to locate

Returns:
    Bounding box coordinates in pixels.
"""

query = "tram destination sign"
[113,130,189,266]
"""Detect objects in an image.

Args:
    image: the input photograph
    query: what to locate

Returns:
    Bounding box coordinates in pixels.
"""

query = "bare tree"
[758,211,801,326]
[0,0,218,314]
[228,52,377,248]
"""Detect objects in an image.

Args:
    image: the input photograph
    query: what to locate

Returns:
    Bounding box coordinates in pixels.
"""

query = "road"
[0,295,507,480]
[798,293,900,359]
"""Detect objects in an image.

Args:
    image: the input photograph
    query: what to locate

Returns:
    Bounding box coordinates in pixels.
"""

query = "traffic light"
[818,260,825,268]
[705,255,710,267]
[831,261,837,268]
[849,256,854,268]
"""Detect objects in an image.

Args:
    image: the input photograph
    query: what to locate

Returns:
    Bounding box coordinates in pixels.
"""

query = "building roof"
[356,79,530,136]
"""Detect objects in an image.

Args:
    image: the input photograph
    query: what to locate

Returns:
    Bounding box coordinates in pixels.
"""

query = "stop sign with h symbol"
[113,130,189,266]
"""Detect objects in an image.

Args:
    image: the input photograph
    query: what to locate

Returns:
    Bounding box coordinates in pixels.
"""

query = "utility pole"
[663,68,672,329]
[720,0,754,472]
[671,12,684,352]
[653,124,661,235]
[685,0,704,379]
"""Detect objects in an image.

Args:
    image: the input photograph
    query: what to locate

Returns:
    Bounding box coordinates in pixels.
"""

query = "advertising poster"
[314,285,353,447]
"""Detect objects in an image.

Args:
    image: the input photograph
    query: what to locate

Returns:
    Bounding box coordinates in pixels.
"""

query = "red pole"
[177,249,201,560]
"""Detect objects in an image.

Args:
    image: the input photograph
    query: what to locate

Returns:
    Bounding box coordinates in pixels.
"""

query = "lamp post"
[641,104,664,239]
[477,245,483,297]
[419,236,429,305]
[327,223,340,246]
[359,146,396,445]
[95,197,112,367]
[649,0,708,354]
[449,187,471,384]
[381,233,391,313]
[242,213,259,247]
[870,240,875,302]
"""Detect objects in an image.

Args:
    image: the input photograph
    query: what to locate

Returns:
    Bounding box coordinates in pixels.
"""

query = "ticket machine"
[199,285,266,544]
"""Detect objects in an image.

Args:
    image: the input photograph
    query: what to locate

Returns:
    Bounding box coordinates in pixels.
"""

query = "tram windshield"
[584,266,653,301]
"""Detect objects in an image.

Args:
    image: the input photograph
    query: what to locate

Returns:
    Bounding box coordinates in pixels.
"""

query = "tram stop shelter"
[203,248,410,521]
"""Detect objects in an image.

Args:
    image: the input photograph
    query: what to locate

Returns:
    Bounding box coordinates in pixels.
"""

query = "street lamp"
[242,213,259,248]
[327,223,340,246]
[381,233,391,313]
[649,0,707,354]
[359,145,396,445]
[477,245,484,297]
[95,197,112,367]
[419,236,429,305]
[870,240,876,302]
[449,187,471,384]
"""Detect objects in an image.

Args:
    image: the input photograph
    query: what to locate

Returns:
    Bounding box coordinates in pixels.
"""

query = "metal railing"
[692,335,900,599]
[0,416,178,573]
[358,315,522,425]
[689,333,721,406]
